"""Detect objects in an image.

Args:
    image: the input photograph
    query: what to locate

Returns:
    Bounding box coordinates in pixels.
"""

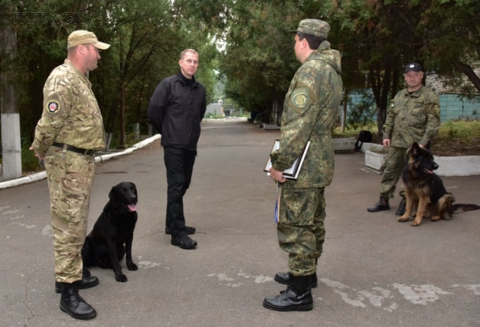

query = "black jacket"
[148,72,206,149]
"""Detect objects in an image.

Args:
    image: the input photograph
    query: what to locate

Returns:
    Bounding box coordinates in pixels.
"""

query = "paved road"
[1,119,479,327]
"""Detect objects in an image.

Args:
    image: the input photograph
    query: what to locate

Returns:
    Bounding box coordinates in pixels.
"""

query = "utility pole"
[0,5,22,181]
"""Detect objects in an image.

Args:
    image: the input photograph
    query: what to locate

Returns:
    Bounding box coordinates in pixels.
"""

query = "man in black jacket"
[148,49,207,250]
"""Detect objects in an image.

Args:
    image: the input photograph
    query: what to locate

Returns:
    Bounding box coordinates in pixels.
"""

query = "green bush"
[438,119,480,139]
[333,122,376,138]
[204,113,225,119]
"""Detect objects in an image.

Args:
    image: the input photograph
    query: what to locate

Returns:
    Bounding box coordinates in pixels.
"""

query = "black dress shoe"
[165,226,196,235]
[55,276,99,294]
[396,197,406,216]
[171,235,197,249]
[367,197,390,212]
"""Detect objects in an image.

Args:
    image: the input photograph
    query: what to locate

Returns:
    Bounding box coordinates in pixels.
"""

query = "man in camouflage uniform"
[263,19,343,312]
[367,63,440,215]
[30,30,110,320]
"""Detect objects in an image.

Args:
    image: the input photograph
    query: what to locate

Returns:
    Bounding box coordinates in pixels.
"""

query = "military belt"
[52,142,96,156]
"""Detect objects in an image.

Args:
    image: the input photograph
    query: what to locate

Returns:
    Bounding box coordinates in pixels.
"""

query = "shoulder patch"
[291,87,309,108]
[47,101,60,113]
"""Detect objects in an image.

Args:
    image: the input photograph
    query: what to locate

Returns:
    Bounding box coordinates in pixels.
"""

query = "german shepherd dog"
[82,182,138,282]
[398,142,479,226]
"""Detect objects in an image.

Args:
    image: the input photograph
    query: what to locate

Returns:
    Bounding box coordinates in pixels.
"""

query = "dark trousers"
[163,147,197,237]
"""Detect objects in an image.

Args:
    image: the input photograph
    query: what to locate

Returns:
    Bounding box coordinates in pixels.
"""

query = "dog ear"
[109,186,116,199]
[411,142,421,156]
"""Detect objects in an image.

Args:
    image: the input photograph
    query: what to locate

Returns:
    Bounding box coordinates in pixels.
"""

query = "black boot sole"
[165,226,196,235]
[367,206,390,212]
[262,299,313,312]
[60,303,97,320]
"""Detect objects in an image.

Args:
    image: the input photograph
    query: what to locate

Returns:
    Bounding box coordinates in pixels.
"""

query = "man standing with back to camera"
[30,30,110,320]
[367,63,440,215]
[264,19,343,311]
[148,49,206,250]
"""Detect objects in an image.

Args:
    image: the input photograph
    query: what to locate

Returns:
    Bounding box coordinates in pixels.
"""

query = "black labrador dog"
[82,182,138,282]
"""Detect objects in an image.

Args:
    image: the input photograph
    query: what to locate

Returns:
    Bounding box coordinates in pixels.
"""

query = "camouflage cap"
[404,63,423,73]
[67,30,110,50]
[292,19,330,38]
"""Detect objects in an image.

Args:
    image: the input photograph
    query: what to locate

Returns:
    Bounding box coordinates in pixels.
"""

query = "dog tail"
[452,203,480,214]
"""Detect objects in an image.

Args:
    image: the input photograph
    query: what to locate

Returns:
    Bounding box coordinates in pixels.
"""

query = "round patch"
[47,100,60,113]
[291,87,309,108]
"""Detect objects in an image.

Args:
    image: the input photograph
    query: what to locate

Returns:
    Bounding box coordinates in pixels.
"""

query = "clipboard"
[264,139,310,179]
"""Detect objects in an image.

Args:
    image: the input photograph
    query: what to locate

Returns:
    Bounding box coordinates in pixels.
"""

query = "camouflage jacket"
[270,41,343,188]
[32,59,105,156]
[383,86,440,148]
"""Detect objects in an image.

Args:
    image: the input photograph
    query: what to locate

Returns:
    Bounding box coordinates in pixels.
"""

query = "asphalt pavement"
[1,118,479,327]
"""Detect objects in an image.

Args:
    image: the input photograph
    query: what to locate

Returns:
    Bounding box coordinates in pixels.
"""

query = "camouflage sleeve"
[420,93,440,146]
[271,80,318,171]
[383,99,396,140]
[32,77,72,155]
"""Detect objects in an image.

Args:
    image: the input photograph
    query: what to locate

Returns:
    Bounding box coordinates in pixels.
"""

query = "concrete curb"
[359,142,480,177]
[0,134,161,189]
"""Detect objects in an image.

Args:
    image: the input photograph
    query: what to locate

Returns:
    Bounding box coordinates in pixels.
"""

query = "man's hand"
[269,167,286,184]
[29,145,44,160]
[382,138,391,148]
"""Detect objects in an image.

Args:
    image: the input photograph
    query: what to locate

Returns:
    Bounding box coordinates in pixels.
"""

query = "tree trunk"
[452,60,480,93]
[118,84,126,149]
[341,88,349,133]
[369,62,402,139]
[0,7,22,180]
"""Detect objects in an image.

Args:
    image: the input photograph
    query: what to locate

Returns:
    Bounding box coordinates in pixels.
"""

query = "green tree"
[419,0,480,94]
[218,1,303,122]
[13,0,96,137]
[94,0,175,148]
[320,0,429,135]
[3,0,220,150]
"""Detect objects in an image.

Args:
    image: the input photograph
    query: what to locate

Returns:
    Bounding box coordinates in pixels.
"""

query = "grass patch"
[432,120,480,156]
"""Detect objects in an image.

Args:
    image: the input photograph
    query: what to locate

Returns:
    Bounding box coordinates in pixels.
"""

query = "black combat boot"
[59,283,97,320]
[367,197,390,212]
[55,269,99,293]
[263,275,313,311]
[396,196,406,216]
[274,272,318,288]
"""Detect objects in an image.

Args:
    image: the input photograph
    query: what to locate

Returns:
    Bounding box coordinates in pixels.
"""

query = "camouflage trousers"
[44,146,95,284]
[277,187,326,277]
[379,146,408,199]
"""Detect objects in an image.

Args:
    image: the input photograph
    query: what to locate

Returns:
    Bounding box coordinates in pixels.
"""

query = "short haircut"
[180,49,199,60]
[296,32,325,50]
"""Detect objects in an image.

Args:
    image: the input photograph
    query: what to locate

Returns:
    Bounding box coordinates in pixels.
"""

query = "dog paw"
[115,274,128,282]
[397,216,409,222]
[127,263,138,271]
[431,215,440,221]
[410,220,422,226]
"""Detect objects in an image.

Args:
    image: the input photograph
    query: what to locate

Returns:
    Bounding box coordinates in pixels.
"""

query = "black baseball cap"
[404,63,423,73]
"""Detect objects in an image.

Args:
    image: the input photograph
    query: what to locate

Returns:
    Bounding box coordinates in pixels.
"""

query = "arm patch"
[46,100,60,113]
[291,87,309,108]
